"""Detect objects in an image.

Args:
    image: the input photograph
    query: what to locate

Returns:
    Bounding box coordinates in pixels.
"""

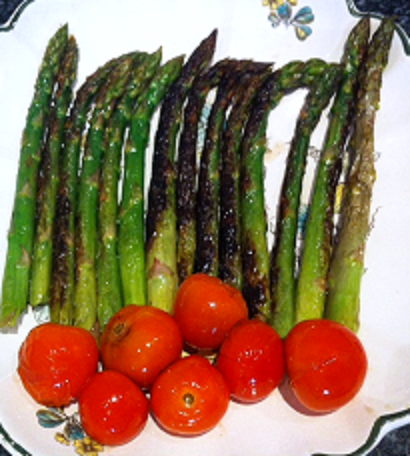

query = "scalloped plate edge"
[345,0,410,55]
[1,408,410,456]
[0,0,35,32]
[312,408,410,456]
[0,422,31,456]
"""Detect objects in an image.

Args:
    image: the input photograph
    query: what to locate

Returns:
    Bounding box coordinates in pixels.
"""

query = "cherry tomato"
[17,322,99,408]
[173,273,248,351]
[79,370,149,446]
[285,319,368,413]
[150,354,230,436]
[101,305,183,389]
[215,319,285,403]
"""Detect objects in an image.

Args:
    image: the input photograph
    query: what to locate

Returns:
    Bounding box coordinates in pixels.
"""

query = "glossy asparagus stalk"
[176,58,231,284]
[0,24,69,327]
[146,30,217,312]
[119,55,184,306]
[195,60,250,277]
[240,59,331,321]
[325,17,395,332]
[97,51,162,330]
[271,62,341,335]
[30,35,78,309]
[74,54,139,330]
[295,17,370,325]
[51,52,133,325]
[219,65,272,289]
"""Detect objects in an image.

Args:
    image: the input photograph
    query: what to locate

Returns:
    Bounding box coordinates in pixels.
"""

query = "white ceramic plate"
[1,0,410,455]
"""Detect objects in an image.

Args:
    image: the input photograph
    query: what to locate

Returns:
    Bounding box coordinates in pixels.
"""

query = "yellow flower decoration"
[74,436,104,456]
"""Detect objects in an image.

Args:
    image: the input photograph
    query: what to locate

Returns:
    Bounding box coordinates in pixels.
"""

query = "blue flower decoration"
[266,1,314,41]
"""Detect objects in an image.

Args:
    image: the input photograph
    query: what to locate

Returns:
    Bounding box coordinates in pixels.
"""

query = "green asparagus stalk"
[219,66,272,289]
[195,61,247,277]
[325,17,395,332]
[176,58,231,284]
[146,30,217,312]
[119,55,184,306]
[195,60,272,279]
[239,59,328,320]
[74,54,138,331]
[97,50,162,329]
[272,63,341,335]
[29,35,78,309]
[0,24,69,327]
[294,17,370,324]
[51,53,132,325]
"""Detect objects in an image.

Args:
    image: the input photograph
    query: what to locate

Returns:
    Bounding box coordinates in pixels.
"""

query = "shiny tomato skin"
[150,355,230,436]
[79,370,149,446]
[18,323,99,407]
[216,319,285,403]
[101,305,183,389]
[173,273,249,351]
[285,319,368,413]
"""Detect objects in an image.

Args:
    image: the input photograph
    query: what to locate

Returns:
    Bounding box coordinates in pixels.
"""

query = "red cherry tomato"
[101,305,183,389]
[285,319,368,413]
[150,354,230,436]
[18,323,99,407]
[79,370,149,446]
[173,273,248,351]
[215,319,285,403]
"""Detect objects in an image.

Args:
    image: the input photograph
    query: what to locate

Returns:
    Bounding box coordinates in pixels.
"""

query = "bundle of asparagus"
[0,16,395,337]
[0,25,73,328]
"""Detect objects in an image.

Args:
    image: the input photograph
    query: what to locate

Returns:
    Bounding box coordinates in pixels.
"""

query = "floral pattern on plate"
[263,0,315,40]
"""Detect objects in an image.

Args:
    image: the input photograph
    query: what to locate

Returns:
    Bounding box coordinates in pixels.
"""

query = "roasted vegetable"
[97,51,162,330]
[240,59,331,321]
[146,30,217,312]
[219,64,272,290]
[176,58,231,284]
[51,52,133,325]
[325,17,395,332]
[119,55,184,306]
[74,54,139,331]
[195,60,251,277]
[271,62,341,336]
[30,35,78,310]
[295,17,370,325]
[0,24,69,328]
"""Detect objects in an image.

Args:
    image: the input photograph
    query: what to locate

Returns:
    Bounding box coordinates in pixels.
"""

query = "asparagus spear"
[51,53,132,325]
[272,63,341,335]
[74,54,138,331]
[195,60,272,279]
[176,58,231,284]
[325,17,395,332]
[0,24,69,328]
[146,30,217,312]
[119,55,184,306]
[29,35,78,309]
[295,17,370,324]
[219,65,272,290]
[97,50,162,329]
[195,61,248,277]
[239,59,328,320]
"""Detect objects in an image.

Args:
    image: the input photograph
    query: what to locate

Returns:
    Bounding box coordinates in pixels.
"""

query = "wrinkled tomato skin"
[18,323,99,408]
[79,370,149,446]
[216,319,285,403]
[150,355,230,436]
[101,305,183,390]
[285,319,368,413]
[173,273,249,351]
